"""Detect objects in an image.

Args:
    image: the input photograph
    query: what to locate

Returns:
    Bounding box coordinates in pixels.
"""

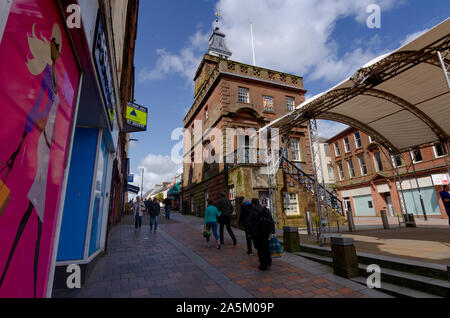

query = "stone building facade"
[328,127,449,220]
[181,26,322,229]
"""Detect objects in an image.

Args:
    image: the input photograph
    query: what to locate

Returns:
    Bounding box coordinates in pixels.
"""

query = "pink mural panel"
[0,0,80,297]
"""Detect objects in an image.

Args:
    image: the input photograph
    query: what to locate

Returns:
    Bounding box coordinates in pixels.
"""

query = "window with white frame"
[283,193,299,215]
[327,164,335,181]
[291,138,301,161]
[391,155,402,168]
[347,160,355,178]
[337,163,344,181]
[433,143,447,158]
[238,87,249,103]
[334,142,341,156]
[344,137,351,153]
[411,149,423,163]
[359,156,368,175]
[368,136,375,143]
[286,96,295,112]
[354,132,362,148]
[373,151,383,172]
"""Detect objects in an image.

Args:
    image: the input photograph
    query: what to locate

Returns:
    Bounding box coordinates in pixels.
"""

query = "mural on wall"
[0,0,80,297]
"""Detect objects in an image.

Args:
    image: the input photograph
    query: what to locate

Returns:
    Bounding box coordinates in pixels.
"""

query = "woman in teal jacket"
[204,199,221,249]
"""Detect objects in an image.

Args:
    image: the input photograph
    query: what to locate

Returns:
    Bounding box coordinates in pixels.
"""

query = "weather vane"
[215,12,221,23]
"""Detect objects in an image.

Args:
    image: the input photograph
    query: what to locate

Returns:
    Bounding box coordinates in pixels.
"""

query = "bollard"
[330,236,359,278]
[283,226,301,253]
[380,210,390,229]
[404,213,417,228]
[346,211,356,232]
[306,211,313,236]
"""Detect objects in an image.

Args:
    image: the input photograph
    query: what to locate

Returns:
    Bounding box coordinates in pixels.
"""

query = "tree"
[157,193,164,203]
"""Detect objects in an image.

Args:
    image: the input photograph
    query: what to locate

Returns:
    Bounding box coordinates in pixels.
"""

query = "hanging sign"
[123,102,148,132]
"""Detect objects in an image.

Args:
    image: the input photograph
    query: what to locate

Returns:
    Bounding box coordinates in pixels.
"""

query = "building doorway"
[259,191,272,212]
[343,197,352,214]
[385,193,395,216]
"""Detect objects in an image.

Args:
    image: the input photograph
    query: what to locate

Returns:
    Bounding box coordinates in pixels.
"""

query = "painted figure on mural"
[0,23,62,297]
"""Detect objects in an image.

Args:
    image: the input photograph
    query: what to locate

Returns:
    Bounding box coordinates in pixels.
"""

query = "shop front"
[0,0,81,297]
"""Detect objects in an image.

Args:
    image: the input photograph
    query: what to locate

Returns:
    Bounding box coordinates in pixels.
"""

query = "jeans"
[150,215,159,231]
[165,206,170,219]
[205,222,219,242]
[135,215,142,229]
[219,214,236,245]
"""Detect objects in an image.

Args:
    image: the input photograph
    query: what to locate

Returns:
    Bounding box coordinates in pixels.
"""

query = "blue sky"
[129,0,450,192]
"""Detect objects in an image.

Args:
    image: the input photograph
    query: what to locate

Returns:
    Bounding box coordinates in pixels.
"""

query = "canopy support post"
[308,119,329,246]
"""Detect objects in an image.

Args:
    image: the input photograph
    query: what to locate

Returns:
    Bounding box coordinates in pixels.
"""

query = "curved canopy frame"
[262,18,450,153]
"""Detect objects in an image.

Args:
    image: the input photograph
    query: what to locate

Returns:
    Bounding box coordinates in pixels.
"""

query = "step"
[358,263,450,298]
[350,276,440,298]
[300,243,449,282]
[296,251,450,297]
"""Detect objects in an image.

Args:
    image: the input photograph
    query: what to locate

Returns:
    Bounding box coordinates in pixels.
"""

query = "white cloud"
[399,28,430,47]
[139,0,403,86]
[130,153,182,194]
[138,31,209,82]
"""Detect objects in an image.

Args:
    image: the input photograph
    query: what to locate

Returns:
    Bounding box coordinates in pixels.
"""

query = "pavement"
[54,211,389,298]
[299,217,450,265]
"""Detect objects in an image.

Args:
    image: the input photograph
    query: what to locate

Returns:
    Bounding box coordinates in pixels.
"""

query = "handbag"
[269,235,284,258]
[0,180,11,218]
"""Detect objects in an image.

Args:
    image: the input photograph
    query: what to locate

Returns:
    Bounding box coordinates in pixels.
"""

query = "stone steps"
[295,245,450,298]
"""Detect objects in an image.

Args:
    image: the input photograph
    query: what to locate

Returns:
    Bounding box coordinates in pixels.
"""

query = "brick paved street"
[57,211,388,298]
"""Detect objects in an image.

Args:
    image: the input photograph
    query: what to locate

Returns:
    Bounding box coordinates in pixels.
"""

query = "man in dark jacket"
[163,197,171,220]
[149,197,161,232]
[216,192,237,246]
[249,198,275,271]
[238,198,256,255]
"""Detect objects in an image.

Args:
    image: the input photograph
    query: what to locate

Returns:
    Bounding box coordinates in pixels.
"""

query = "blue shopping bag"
[269,236,284,258]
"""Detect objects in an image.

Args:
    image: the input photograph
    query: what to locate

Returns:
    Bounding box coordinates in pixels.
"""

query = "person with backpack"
[204,199,221,249]
[216,192,237,247]
[149,197,160,232]
[249,198,275,271]
[238,198,256,255]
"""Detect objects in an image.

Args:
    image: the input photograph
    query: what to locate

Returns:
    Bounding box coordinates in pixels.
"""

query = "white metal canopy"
[263,18,450,153]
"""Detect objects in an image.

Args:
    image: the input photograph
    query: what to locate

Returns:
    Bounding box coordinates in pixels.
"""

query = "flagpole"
[250,22,256,66]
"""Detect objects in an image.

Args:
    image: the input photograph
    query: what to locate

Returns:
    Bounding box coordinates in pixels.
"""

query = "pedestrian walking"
[163,197,171,220]
[248,198,275,271]
[238,198,256,255]
[204,199,221,249]
[216,192,237,247]
[134,196,145,230]
[149,197,160,232]
[439,184,450,227]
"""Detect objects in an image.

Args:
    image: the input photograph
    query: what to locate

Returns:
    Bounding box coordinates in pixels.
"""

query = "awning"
[262,18,450,153]
[167,182,181,197]
[126,184,140,194]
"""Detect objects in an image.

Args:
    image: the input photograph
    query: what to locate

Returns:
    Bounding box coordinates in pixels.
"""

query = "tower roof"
[207,27,232,59]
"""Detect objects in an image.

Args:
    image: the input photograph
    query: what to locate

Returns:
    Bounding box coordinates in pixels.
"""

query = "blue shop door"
[89,135,109,256]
